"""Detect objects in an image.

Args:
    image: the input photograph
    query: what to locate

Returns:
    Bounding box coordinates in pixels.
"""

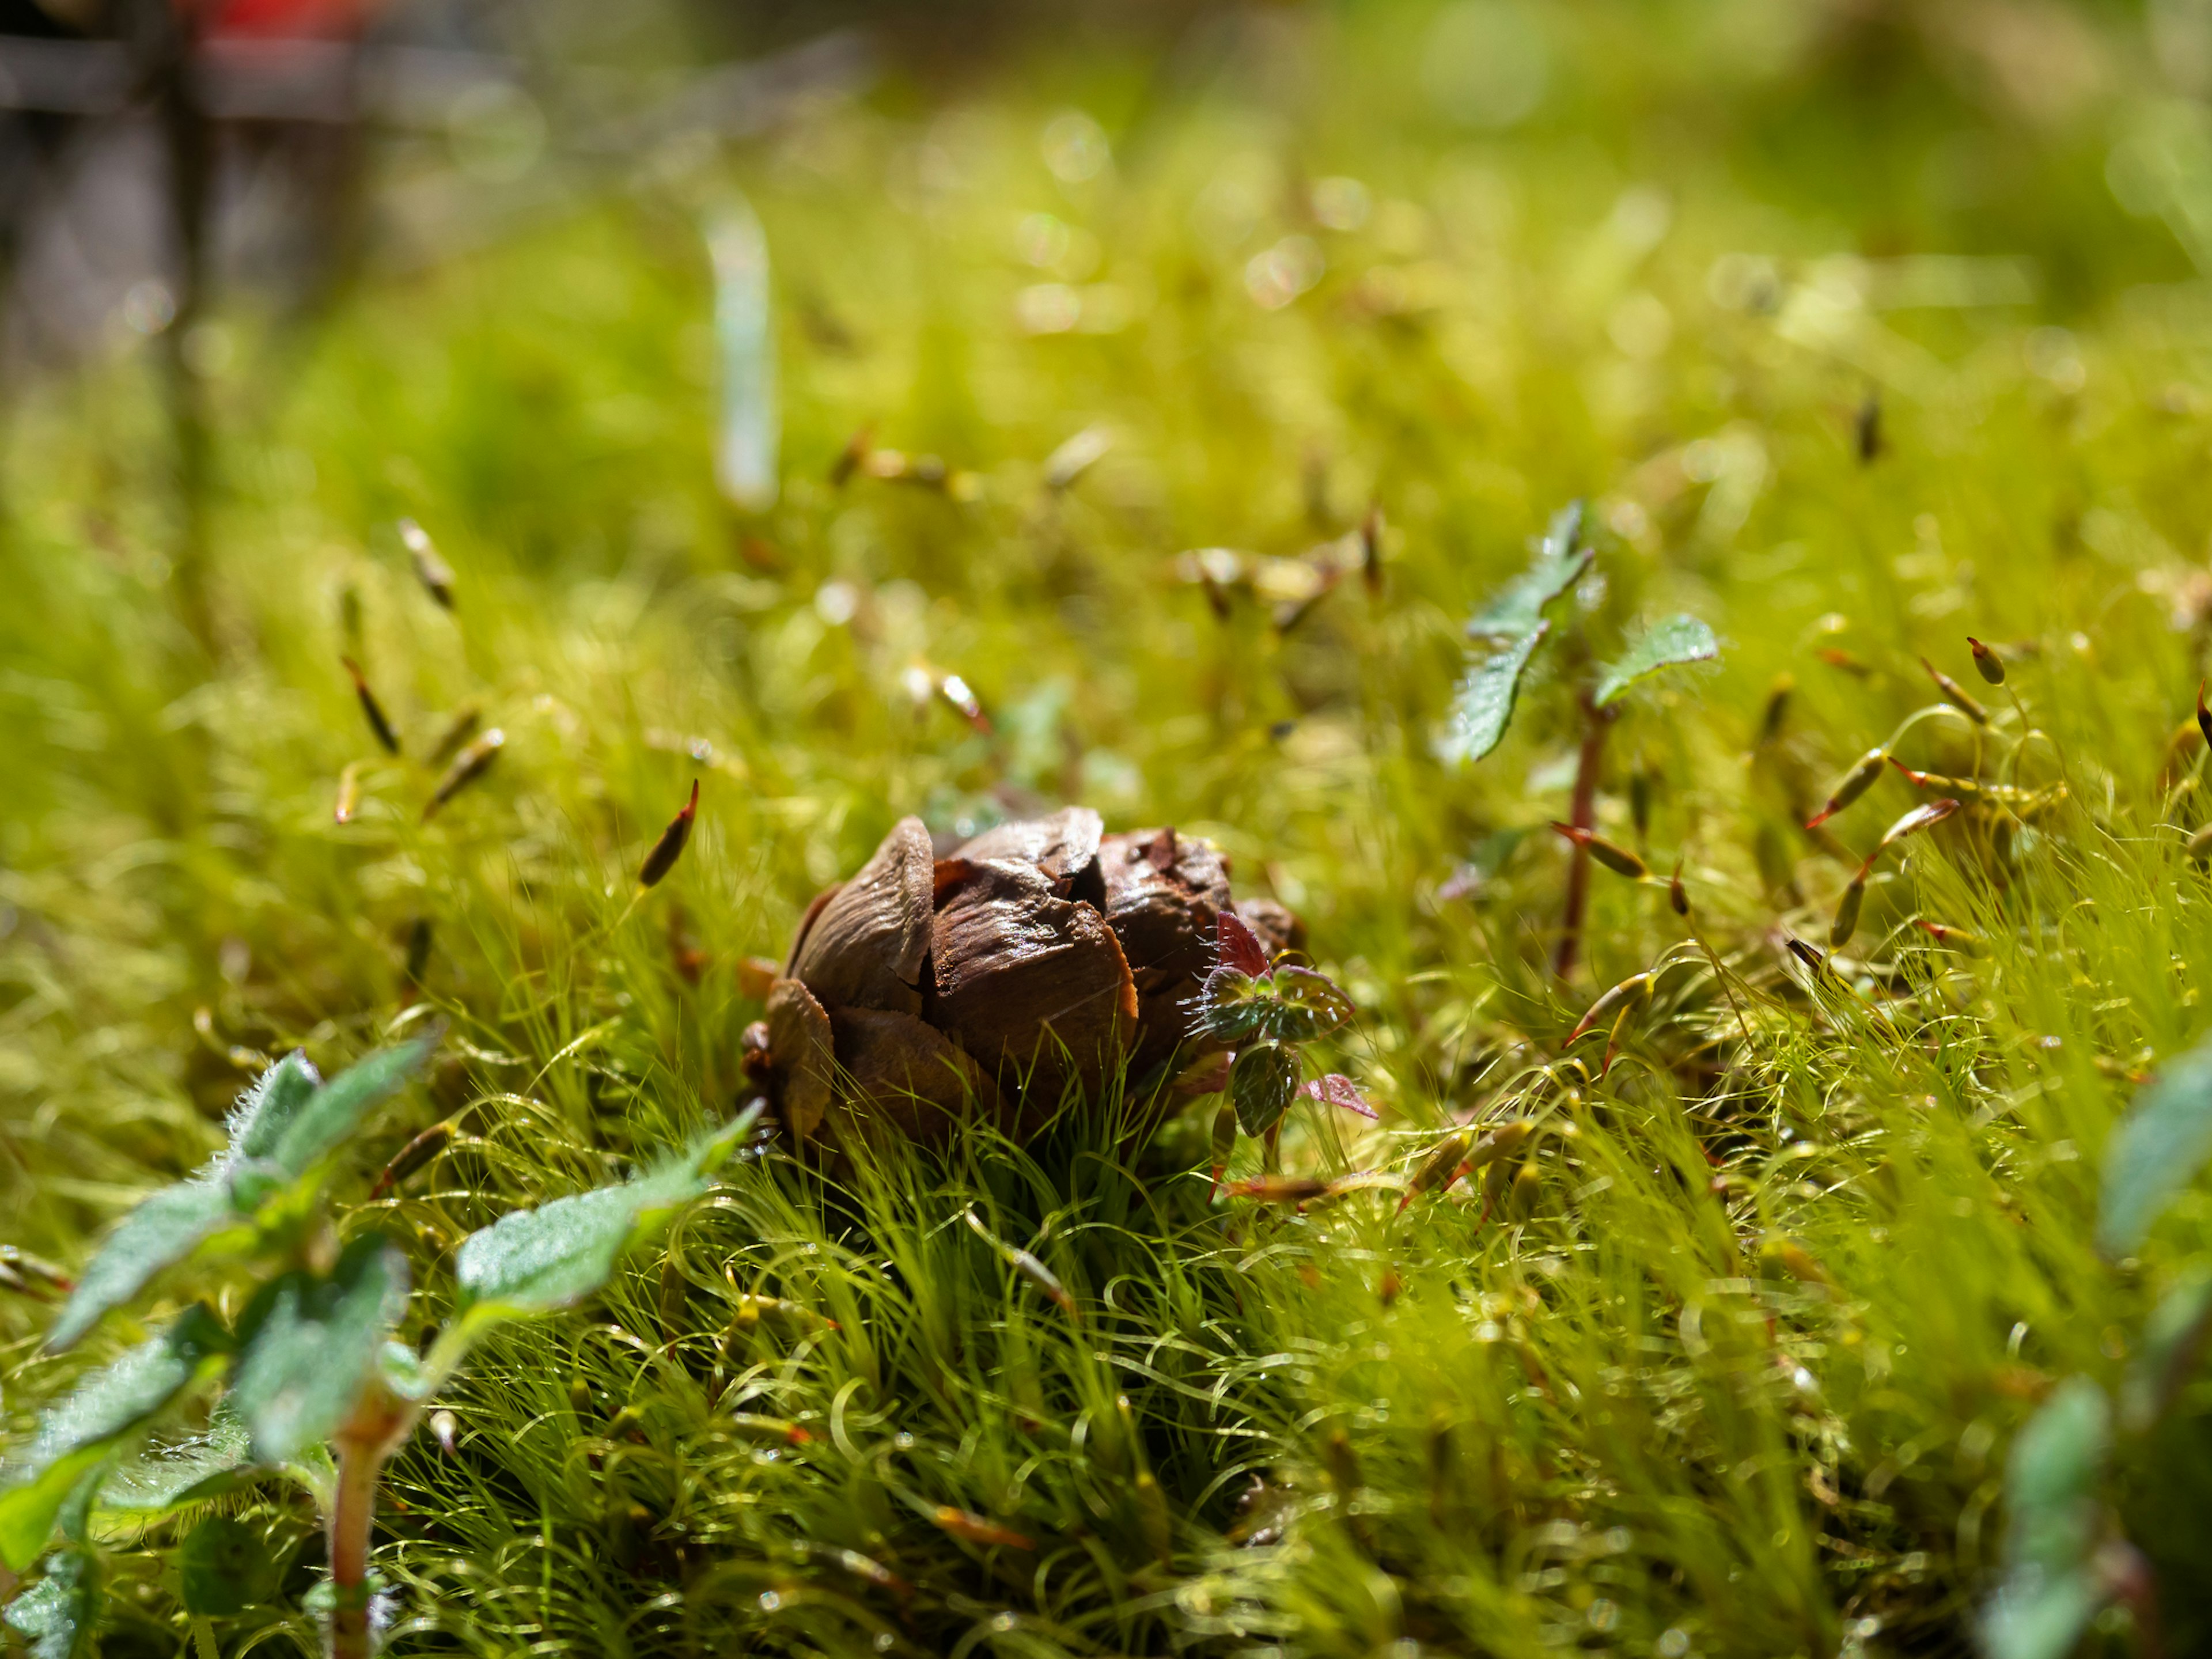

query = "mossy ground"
[8,5,2212,1655]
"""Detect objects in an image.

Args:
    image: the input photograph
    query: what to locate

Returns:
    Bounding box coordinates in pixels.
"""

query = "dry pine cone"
[752,807,1301,1145]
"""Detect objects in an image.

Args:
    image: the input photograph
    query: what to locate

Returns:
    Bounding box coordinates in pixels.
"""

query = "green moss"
[6,6,2212,1653]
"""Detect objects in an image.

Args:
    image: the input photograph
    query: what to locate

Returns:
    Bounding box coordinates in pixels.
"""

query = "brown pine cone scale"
[760,806,1300,1146]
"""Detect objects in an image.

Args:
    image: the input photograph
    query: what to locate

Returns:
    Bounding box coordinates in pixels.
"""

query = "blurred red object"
[195,0,383,41]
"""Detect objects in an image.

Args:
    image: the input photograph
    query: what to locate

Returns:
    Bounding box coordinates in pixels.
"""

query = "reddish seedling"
[1299,1073,1377,1118]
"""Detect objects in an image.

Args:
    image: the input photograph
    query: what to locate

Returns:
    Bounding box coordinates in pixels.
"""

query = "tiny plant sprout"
[340,657,400,756]
[0,1036,759,1659]
[638,780,699,890]
[1921,656,1990,725]
[1440,501,1721,975]
[1807,748,1887,828]
[2198,679,2212,755]
[423,729,504,820]
[398,518,456,609]
[1669,856,1690,915]
[429,1410,459,1456]
[1967,637,2005,685]
[334,762,362,825]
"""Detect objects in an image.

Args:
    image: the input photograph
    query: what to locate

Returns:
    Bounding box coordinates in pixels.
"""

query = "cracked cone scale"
[755,808,1300,1145]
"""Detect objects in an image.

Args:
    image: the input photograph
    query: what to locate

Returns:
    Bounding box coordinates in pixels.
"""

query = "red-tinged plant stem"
[328,1437,378,1659]
[1555,698,1616,980]
[329,1388,417,1659]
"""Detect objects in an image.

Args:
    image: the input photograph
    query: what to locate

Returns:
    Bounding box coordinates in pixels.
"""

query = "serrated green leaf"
[4,1546,101,1659]
[449,1111,756,1342]
[1440,624,1547,764]
[268,1031,440,1177]
[45,1182,237,1354]
[228,1238,410,1464]
[100,1406,255,1516]
[1592,614,1720,707]
[2121,1266,2212,1431]
[0,1309,229,1570]
[2099,1036,2212,1256]
[1229,1042,1299,1139]
[179,1516,278,1616]
[223,1051,322,1165]
[1467,503,1590,639]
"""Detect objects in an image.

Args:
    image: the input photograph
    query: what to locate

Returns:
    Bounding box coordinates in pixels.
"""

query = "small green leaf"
[268,1030,441,1177]
[1980,1377,2111,1659]
[46,1182,237,1353]
[1194,968,1355,1046]
[450,1111,756,1342]
[1467,502,1590,638]
[179,1516,278,1616]
[2121,1266,2212,1432]
[1268,967,1355,1043]
[101,1406,254,1516]
[1194,968,1272,1044]
[1592,614,1720,707]
[228,1238,410,1464]
[4,1546,101,1659]
[0,1309,229,1570]
[2099,1036,2212,1256]
[1229,1043,1299,1139]
[1440,624,1547,764]
[223,1051,322,1165]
